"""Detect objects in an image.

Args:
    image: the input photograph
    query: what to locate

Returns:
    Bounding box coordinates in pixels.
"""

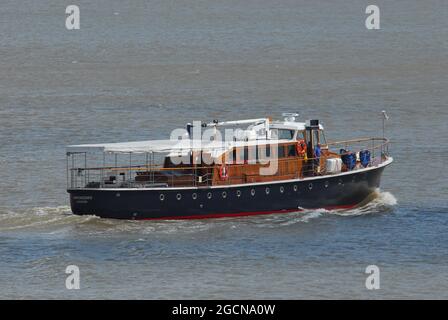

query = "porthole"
[192,193,197,200]
[308,183,313,190]
[116,193,120,197]
[338,179,344,186]
[325,181,329,188]
[159,194,165,201]
[236,190,241,197]
[207,192,212,199]
[265,187,270,195]
[293,185,298,192]
[251,189,256,196]
[222,191,227,199]
[176,193,182,200]
[280,186,284,193]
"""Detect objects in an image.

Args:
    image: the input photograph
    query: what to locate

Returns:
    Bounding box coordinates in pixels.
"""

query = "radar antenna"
[282,113,299,122]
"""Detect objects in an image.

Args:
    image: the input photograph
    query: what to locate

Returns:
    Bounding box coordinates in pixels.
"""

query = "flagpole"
[381,110,389,139]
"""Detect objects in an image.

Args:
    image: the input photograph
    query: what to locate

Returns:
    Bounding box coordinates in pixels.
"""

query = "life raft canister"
[296,139,307,157]
[219,164,229,180]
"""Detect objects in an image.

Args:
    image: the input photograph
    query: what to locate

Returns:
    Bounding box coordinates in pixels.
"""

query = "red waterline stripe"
[138,204,357,221]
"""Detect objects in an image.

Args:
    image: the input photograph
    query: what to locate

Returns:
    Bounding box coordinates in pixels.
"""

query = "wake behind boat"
[66,113,392,220]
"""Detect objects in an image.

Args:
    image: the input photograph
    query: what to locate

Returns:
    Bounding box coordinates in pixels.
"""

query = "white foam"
[331,189,397,217]
[0,206,85,231]
[278,210,323,226]
[378,191,398,206]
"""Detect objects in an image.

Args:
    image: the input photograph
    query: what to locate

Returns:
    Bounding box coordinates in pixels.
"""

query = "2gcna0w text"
[216,304,276,315]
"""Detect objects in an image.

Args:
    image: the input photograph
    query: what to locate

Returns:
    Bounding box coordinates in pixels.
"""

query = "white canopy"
[66,138,291,155]
[67,139,184,154]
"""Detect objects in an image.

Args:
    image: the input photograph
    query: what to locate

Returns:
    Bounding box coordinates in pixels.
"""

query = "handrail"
[68,137,391,189]
[325,137,390,158]
[71,137,390,172]
[326,137,388,146]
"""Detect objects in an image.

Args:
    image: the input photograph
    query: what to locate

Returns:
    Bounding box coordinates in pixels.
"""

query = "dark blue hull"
[68,164,388,220]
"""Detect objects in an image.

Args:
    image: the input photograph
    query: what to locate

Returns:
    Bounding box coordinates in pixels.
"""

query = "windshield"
[271,129,294,140]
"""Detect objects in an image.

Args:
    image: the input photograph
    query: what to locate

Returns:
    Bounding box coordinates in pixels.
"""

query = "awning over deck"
[67,140,184,154]
[66,138,291,155]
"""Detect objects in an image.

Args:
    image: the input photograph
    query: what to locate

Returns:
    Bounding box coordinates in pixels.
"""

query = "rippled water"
[0,0,447,299]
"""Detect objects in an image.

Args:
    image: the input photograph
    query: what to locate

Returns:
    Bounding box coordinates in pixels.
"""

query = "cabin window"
[277,145,286,158]
[287,144,297,157]
[247,146,257,163]
[308,129,327,146]
[255,146,260,161]
[232,147,247,164]
[256,144,271,161]
[320,130,327,145]
[296,131,305,141]
[266,144,271,157]
[271,129,294,140]
[278,129,294,140]
[313,130,320,145]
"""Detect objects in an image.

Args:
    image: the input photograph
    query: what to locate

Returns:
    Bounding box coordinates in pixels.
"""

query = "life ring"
[219,164,229,180]
[296,139,307,156]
